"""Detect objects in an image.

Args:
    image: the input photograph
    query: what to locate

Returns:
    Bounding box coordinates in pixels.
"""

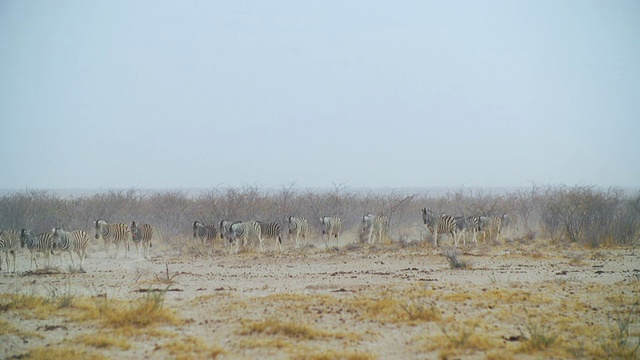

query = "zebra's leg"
[68,251,76,269]
[11,251,16,273]
[434,230,438,248]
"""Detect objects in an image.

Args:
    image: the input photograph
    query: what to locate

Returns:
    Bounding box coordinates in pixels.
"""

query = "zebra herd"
[192,214,386,252]
[421,208,509,247]
[0,209,512,272]
[0,219,153,272]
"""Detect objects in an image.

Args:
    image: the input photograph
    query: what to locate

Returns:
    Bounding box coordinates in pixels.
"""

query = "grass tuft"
[518,310,558,352]
[442,248,470,269]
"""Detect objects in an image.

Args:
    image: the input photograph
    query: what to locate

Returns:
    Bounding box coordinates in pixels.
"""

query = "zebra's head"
[219,220,231,239]
[94,219,105,239]
[193,221,200,238]
[20,229,31,248]
[362,214,374,231]
[421,208,436,225]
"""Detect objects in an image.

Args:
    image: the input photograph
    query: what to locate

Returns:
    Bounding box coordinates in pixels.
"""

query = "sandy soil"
[1,235,639,359]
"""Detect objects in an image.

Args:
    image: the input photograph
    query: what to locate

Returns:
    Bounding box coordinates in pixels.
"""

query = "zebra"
[287,216,309,248]
[219,220,233,240]
[193,221,218,248]
[0,230,20,272]
[52,228,90,269]
[131,221,153,259]
[361,214,388,244]
[478,215,504,243]
[258,221,283,251]
[320,216,342,248]
[20,229,55,270]
[461,216,483,245]
[94,219,131,258]
[228,221,263,253]
[421,208,456,247]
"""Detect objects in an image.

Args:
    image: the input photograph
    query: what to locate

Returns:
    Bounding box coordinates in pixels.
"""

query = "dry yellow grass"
[22,346,109,360]
[76,333,131,350]
[240,317,357,341]
[161,335,225,360]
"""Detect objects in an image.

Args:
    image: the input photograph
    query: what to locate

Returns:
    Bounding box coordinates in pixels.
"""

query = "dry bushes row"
[1,185,638,247]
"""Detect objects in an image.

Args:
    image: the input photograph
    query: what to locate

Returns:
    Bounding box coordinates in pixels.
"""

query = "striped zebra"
[479,215,505,243]
[20,229,55,270]
[219,220,233,240]
[461,216,483,245]
[193,221,218,247]
[52,228,90,269]
[448,215,482,247]
[0,230,20,272]
[320,216,342,248]
[421,208,456,248]
[361,214,388,244]
[94,219,131,258]
[287,216,309,248]
[131,221,153,259]
[258,221,283,251]
[228,221,263,253]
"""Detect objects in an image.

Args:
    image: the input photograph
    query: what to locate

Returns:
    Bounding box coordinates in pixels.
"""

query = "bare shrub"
[442,247,469,269]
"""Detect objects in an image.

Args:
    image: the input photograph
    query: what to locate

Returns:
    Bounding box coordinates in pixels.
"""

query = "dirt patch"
[1,239,639,359]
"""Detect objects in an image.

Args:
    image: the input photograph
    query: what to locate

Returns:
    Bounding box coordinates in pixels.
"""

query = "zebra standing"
[462,216,483,245]
[421,208,456,248]
[320,216,342,248]
[0,230,20,272]
[361,214,388,244]
[478,215,504,243]
[287,216,309,248]
[94,219,131,258]
[193,221,218,248]
[20,229,55,270]
[52,228,90,269]
[258,221,283,251]
[131,221,153,259]
[219,220,233,240]
[228,221,263,253]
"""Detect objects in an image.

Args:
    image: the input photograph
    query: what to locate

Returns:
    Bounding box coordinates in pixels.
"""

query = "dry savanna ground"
[1,233,639,360]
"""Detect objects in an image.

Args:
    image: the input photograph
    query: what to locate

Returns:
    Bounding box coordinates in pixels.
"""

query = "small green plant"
[519,310,558,351]
[599,301,640,359]
[438,320,478,347]
[398,301,441,322]
[47,276,76,309]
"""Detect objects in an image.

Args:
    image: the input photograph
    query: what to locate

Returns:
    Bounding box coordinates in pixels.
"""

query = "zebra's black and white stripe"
[20,229,55,270]
[361,214,388,244]
[131,221,153,259]
[52,228,90,268]
[287,216,309,248]
[320,216,342,248]
[0,230,20,272]
[94,219,131,258]
[193,221,218,247]
[421,208,456,247]
[228,221,263,253]
[258,221,283,251]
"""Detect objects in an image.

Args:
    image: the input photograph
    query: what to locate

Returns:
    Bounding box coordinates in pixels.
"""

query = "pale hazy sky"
[1,1,638,190]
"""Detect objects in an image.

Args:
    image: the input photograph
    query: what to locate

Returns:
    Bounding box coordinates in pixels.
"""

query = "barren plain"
[1,234,639,359]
